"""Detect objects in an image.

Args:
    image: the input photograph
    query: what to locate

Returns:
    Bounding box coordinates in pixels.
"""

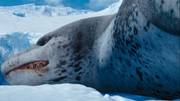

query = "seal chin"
[5,60,49,76]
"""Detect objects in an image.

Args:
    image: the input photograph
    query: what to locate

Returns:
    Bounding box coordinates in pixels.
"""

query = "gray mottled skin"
[135,0,180,36]
[1,0,180,100]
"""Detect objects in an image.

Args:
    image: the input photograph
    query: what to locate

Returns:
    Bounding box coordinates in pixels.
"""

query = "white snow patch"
[0,84,112,101]
[0,84,170,101]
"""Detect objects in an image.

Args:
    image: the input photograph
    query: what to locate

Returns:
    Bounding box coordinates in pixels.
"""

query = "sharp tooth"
[36,64,38,68]
[37,63,39,67]
[37,63,42,68]
[30,65,33,69]
[33,65,36,68]
[43,62,46,65]
[39,64,42,68]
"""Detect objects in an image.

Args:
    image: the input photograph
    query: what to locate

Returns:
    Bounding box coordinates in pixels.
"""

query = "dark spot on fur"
[136,85,142,91]
[174,93,178,96]
[73,62,81,68]
[68,63,73,67]
[158,34,161,37]
[78,72,82,74]
[135,43,141,48]
[50,76,67,82]
[126,60,131,66]
[38,74,42,76]
[170,9,174,14]
[121,49,125,54]
[130,75,134,78]
[62,44,68,48]
[144,27,148,31]
[154,93,158,97]
[119,57,122,62]
[59,60,67,65]
[51,43,55,46]
[147,78,150,83]
[115,44,119,49]
[136,68,143,81]
[76,76,81,81]
[57,46,61,49]
[133,26,138,35]
[126,40,131,46]
[132,45,137,49]
[61,69,67,73]
[156,75,159,79]
[136,11,138,16]
[157,84,163,87]
[102,59,104,62]
[145,65,149,68]
[161,0,164,4]
[112,48,114,51]
[110,57,113,61]
[146,21,150,28]
[166,92,170,95]
[145,73,148,76]
[74,67,82,72]
[74,55,84,61]
[156,90,160,93]
[131,48,137,54]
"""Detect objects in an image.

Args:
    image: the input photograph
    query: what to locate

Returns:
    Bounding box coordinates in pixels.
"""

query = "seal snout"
[5,60,49,76]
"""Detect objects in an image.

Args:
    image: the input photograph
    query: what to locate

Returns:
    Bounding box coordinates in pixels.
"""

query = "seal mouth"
[5,61,49,76]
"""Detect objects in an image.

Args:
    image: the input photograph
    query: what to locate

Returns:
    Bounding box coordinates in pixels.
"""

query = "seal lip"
[5,60,49,76]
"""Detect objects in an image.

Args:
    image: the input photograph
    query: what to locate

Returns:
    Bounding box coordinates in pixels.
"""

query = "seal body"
[95,0,179,99]
[1,0,180,100]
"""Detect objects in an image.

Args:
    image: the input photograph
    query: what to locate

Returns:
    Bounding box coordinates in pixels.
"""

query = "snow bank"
[0,84,163,101]
[0,84,113,101]
[0,3,93,18]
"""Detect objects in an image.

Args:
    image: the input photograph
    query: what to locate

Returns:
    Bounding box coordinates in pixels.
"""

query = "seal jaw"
[5,60,49,76]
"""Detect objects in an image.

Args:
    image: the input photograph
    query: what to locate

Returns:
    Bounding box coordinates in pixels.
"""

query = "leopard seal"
[1,0,180,100]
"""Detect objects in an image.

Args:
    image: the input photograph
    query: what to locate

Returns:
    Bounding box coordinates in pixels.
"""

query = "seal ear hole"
[37,36,52,46]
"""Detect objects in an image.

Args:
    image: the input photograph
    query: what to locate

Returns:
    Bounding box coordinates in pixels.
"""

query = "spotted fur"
[1,0,179,100]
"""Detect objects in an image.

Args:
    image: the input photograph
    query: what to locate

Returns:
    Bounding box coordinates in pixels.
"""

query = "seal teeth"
[36,63,41,68]
[30,65,33,69]
[5,61,49,76]
[42,62,46,65]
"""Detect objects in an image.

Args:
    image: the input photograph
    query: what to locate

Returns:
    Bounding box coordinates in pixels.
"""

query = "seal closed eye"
[37,34,54,46]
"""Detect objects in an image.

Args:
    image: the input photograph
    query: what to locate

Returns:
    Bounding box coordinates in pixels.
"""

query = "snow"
[0,84,165,101]
[0,84,112,101]
[0,3,93,18]
[0,1,122,34]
